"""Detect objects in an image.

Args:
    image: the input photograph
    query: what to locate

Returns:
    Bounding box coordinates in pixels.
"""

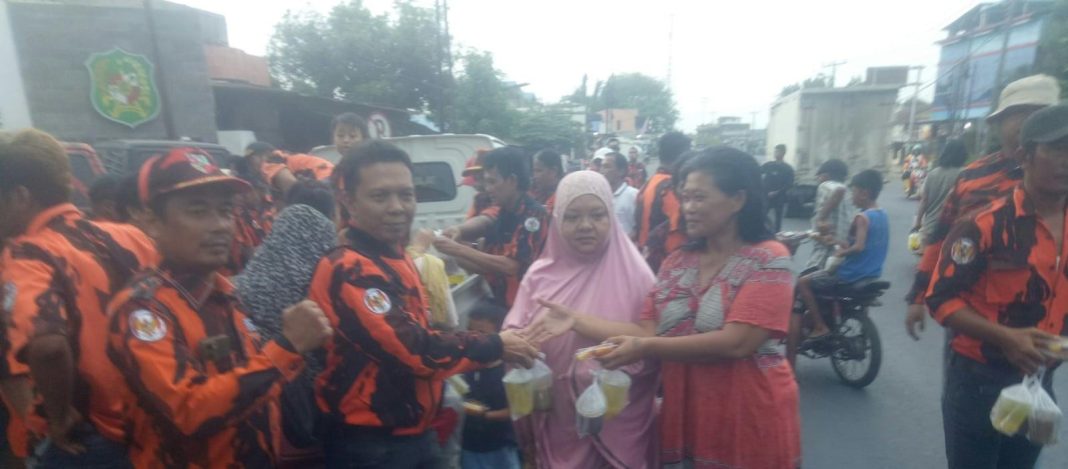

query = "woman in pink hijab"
[504,171,658,468]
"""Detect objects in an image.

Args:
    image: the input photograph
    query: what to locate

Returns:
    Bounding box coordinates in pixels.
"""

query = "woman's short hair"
[679,146,773,244]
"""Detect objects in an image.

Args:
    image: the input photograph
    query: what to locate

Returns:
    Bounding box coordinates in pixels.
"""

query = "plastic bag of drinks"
[575,377,607,437]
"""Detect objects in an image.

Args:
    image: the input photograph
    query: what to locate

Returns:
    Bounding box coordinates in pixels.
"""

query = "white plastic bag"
[990,369,1063,446]
[575,374,607,437]
[991,379,1033,436]
[1027,373,1062,445]
[530,357,553,411]
[503,367,535,420]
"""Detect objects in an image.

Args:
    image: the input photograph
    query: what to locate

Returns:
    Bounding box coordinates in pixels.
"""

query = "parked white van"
[311,134,506,232]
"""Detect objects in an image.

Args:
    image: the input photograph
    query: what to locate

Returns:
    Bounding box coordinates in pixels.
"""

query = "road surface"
[788,184,1068,468]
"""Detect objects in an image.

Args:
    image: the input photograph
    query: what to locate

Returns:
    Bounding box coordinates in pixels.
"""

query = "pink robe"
[504,171,658,469]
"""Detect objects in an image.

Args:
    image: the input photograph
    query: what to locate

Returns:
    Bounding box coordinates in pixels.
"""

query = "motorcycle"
[902,157,927,199]
[777,231,889,388]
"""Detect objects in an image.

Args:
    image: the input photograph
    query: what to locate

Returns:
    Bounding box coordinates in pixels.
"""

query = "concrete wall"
[766,91,801,166]
[0,1,32,129]
[7,1,218,142]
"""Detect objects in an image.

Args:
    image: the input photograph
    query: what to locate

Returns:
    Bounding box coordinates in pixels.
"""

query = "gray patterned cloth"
[234,204,337,376]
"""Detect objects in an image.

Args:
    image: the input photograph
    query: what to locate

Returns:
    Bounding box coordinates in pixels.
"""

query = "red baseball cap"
[138,148,250,205]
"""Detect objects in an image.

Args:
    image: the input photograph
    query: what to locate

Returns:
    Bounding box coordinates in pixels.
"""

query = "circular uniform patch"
[187,152,213,174]
[524,217,541,233]
[129,309,167,342]
[364,288,392,315]
[951,237,976,265]
[2,282,16,313]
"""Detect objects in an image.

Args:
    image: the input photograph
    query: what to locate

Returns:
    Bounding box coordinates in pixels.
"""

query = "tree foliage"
[1036,0,1068,95]
[268,0,447,112]
[593,73,678,131]
[450,52,519,137]
[512,105,586,154]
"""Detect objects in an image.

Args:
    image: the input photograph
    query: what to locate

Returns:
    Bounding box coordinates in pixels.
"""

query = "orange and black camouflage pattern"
[926,186,1068,370]
[0,204,157,445]
[107,269,302,469]
[634,169,680,250]
[482,194,549,307]
[310,228,501,435]
[909,151,1023,304]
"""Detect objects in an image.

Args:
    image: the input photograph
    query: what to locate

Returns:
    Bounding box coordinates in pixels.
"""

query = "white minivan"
[311,134,506,232]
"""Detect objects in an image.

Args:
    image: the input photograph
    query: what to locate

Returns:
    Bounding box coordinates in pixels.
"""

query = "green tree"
[451,52,518,137]
[1035,0,1068,94]
[512,105,585,154]
[268,0,447,112]
[594,73,678,131]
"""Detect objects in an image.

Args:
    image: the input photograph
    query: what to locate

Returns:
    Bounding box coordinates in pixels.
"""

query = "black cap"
[245,141,276,157]
[1021,103,1068,145]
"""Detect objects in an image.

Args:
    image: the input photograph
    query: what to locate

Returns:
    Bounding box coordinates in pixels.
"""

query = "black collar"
[346,226,404,259]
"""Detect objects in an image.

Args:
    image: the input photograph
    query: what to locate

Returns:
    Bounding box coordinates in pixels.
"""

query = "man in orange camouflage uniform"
[927,103,1068,469]
[905,75,1060,342]
[434,147,549,307]
[0,129,157,468]
[311,141,538,468]
[106,148,331,468]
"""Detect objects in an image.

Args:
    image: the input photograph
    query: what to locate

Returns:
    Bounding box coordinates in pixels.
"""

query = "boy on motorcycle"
[793,170,890,345]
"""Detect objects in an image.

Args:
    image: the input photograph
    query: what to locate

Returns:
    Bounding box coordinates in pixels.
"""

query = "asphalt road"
[787,186,1068,469]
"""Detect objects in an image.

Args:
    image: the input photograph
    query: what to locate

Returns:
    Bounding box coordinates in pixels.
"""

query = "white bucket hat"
[987,74,1061,122]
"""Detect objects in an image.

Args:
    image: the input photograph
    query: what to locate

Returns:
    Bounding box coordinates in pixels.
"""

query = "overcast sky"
[175,0,983,132]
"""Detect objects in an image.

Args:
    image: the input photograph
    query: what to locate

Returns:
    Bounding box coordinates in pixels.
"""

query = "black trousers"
[324,427,441,469]
[942,353,1050,469]
[767,194,787,232]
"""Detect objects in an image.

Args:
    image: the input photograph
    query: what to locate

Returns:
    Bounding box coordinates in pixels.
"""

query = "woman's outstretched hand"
[524,299,578,346]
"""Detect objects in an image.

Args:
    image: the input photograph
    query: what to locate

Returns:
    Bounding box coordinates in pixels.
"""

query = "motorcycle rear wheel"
[830,314,882,388]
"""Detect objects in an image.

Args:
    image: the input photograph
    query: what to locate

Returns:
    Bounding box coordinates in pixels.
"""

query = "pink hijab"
[504,171,658,469]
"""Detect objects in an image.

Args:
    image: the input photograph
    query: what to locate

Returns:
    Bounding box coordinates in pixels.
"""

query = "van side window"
[412,162,457,203]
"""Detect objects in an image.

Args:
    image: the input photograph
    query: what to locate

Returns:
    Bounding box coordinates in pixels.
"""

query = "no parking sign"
[368,112,392,139]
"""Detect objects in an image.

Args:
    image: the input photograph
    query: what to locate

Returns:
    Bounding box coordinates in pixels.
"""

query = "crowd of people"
[0,73,1066,469]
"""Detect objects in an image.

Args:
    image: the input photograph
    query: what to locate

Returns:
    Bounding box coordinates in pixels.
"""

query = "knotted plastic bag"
[1027,374,1062,445]
[990,369,1063,445]
[530,357,553,412]
[991,377,1035,436]
[575,375,607,437]
[503,367,535,420]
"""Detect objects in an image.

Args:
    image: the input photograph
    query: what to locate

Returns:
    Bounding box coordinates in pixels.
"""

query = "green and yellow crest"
[86,48,161,128]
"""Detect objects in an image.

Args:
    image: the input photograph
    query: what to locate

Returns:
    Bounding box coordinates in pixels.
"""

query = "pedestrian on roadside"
[762,144,795,232]
[310,140,539,468]
[926,103,1068,469]
[635,131,691,250]
[601,152,639,238]
[912,140,968,247]
[627,146,648,188]
[106,149,332,468]
[905,74,1059,340]
[0,129,158,468]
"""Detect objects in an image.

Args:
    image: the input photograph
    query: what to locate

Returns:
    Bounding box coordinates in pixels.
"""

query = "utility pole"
[144,0,177,139]
[906,65,925,144]
[823,60,846,88]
